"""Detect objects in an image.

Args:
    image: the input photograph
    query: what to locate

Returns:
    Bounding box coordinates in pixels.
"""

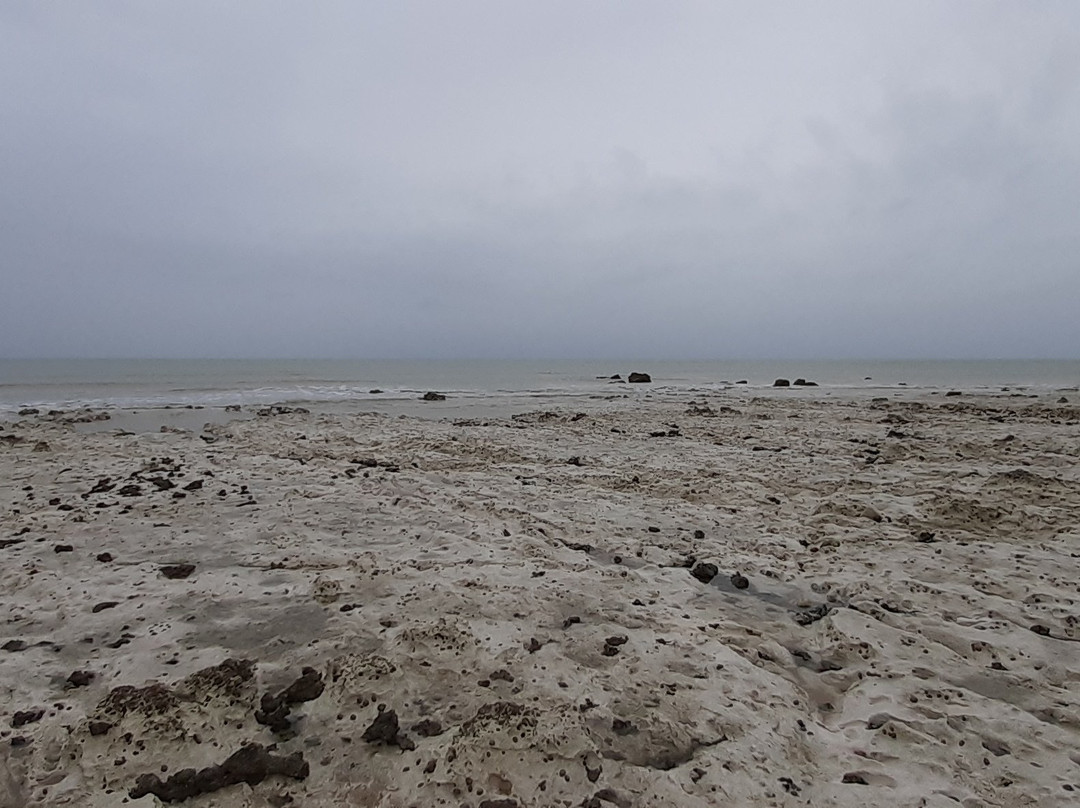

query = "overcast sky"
[2,2,1078,359]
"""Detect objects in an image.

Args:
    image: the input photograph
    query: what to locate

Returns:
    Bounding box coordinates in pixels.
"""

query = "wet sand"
[1,391,1079,807]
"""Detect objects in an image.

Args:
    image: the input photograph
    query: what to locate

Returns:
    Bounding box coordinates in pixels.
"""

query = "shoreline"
[2,393,1079,806]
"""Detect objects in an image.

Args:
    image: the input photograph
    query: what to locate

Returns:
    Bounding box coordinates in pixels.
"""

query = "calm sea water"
[1,359,1078,415]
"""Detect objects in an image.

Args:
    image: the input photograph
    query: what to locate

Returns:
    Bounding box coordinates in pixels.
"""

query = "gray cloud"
[2,2,1079,358]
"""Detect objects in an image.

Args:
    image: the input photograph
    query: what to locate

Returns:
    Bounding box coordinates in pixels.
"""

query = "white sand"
[1,392,1079,807]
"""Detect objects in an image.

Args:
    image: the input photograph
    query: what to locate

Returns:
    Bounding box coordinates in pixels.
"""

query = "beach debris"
[421,391,446,401]
[129,743,309,802]
[628,372,651,383]
[255,667,325,733]
[691,562,718,584]
[159,564,196,580]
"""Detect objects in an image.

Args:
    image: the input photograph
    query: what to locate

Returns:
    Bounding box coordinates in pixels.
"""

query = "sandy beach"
[2,390,1079,807]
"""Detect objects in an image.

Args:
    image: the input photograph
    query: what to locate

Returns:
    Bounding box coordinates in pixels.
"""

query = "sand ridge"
[1,392,1079,806]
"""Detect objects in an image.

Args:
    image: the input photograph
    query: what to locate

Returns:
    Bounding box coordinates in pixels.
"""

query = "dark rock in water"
[730,573,749,590]
[945,391,962,397]
[117,484,143,497]
[841,773,869,785]
[526,637,543,653]
[96,552,114,563]
[691,562,718,584]
[12,709,44,727]
[18,408,39,416]
[1030,624,1051,636]
[1058,396,1069,404]
[612,718,638,736]
[10,736,28,748]
[773,378,791,387]
[129,743,309,802]
[693,529,705,539]
[183,479,203,491]
[421,391,446,401]
[255,405,310,416]
[793,379,819,386]
[478,800,520,808]
[562,615,582,629]
[160,564,196,580]
[627,372,651,383]
[255,667,325,733]
[609,374,621,380]
[92,601,119,613]
[54,544,74,553]
[224,404,242,412]
[369,389,383,394]
[88,720,113,736]
[2,640,27,652]
[67,670,95,688]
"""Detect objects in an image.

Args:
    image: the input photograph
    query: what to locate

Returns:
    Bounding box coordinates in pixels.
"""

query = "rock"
[128,743,309,802]
[1058,396,1069,404]
[88,721,113,736]
[2,640,27,652]
[526,638,543,653]
[792,379,818,386]
[945,391,962,397]
[730,573,749,590]
[183,480,203,491]
[583,751,603,782]
[861,505,883,522]
[12,709,44,728]
[412,718,443,737]
[117,484,143,497]
[361,707,414,750]
[1030,624,1051,636]
[255,668,325,733]
[159,564,196,580]
[691,562,718,584]
[54,544,74,553]
[92,601,119,613]
[369,389,383,394]
[793,604,831,626]
[96,552,114,562]
[562,616,582,629]
[841,773,869,785]
[421,391,446,401]
[18,408,39,416]
[224,404,242,412]
[773,379,791,387]
[67,670,95,688]
[627,372,651,383]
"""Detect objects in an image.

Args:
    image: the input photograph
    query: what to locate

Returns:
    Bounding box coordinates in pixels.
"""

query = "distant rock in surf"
[628,372,651,383]
[421,391,446,401]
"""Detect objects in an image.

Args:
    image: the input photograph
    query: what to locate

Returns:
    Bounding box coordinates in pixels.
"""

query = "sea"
[1,359,1078,419]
